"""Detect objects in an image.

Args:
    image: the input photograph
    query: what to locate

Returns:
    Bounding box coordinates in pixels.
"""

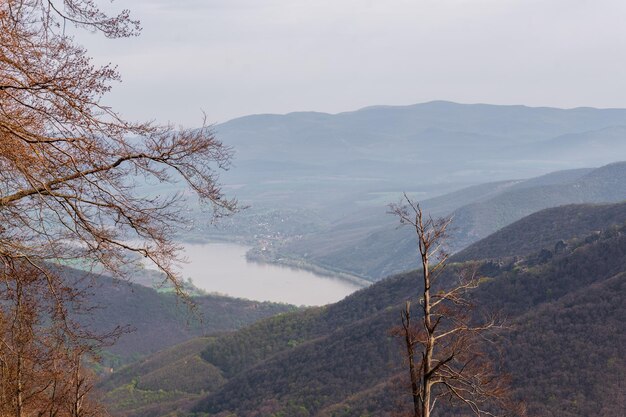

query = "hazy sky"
[80,0,626,126]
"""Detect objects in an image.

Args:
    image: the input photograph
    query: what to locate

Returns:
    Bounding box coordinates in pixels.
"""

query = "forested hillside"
[276,162,626,279]
[67,271,295,367]
[102,202,626,416]
[454,201,626,261]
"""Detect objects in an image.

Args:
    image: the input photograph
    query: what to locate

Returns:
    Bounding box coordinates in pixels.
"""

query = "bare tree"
[390,194,522,417]
[0,260,115,417]
[0,1,236,414]
[0,0,236,291]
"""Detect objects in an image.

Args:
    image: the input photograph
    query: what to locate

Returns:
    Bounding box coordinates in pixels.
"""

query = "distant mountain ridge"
[190,101,626,282]
[213,101,626,208]
[222,101,626,146]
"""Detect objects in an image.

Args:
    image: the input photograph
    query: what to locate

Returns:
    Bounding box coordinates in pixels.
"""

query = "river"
[175,242,363,306]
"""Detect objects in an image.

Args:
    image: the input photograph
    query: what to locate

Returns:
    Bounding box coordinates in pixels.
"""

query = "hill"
[274,162,626,279]
[182,102,626,274]
[213,102,626,207]
[454,201,626,261]
[101,202,626,416]
[219,102,626,169]
[450,161,626,247]
[67,271,295,367]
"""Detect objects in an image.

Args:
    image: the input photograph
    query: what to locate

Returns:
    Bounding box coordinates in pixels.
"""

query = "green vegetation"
[104,384,187,413]
[454,200,626,262]
[70,272,296,365]
[102,202,626,416]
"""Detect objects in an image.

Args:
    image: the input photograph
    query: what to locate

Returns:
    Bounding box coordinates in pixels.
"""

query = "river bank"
[245,247,371,288]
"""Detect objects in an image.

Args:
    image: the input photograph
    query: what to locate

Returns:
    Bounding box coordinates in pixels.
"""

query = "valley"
[172,103,626,283]
[93,103,626,417]
[100,201,626,417]
[5,2,626,416]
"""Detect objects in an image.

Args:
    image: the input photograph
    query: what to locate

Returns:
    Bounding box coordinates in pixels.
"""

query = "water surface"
[176,242,362,306]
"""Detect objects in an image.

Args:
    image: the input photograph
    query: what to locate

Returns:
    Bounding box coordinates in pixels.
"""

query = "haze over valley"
[3,1,626,417]
[58,101,626,416]
[172,102,626,286]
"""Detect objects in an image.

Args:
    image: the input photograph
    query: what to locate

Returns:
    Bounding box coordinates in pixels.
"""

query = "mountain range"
[216,101,626,207]
[270,161,626,280]
[95,102,626,416]
[180,102,626,283]
[100,201,626,417]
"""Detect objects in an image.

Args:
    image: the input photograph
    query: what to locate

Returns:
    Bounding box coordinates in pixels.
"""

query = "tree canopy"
[0,0,235,291]
[0,2,235,415]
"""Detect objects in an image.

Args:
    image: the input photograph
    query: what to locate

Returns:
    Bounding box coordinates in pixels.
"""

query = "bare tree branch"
[0,1,237,414]
[390,195,523,417]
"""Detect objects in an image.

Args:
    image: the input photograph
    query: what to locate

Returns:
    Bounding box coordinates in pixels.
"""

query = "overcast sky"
[80,0,626,126]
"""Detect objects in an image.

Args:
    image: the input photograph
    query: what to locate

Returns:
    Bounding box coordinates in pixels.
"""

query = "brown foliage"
[0,261,111,417]
[0,1,236,415]
[0,0,235,294]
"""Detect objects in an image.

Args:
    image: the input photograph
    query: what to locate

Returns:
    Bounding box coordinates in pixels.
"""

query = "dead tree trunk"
[402,301,420,416]
[390,194,523,417]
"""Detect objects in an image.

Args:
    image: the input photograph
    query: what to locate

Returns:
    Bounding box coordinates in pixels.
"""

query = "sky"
[79,0,626,126]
